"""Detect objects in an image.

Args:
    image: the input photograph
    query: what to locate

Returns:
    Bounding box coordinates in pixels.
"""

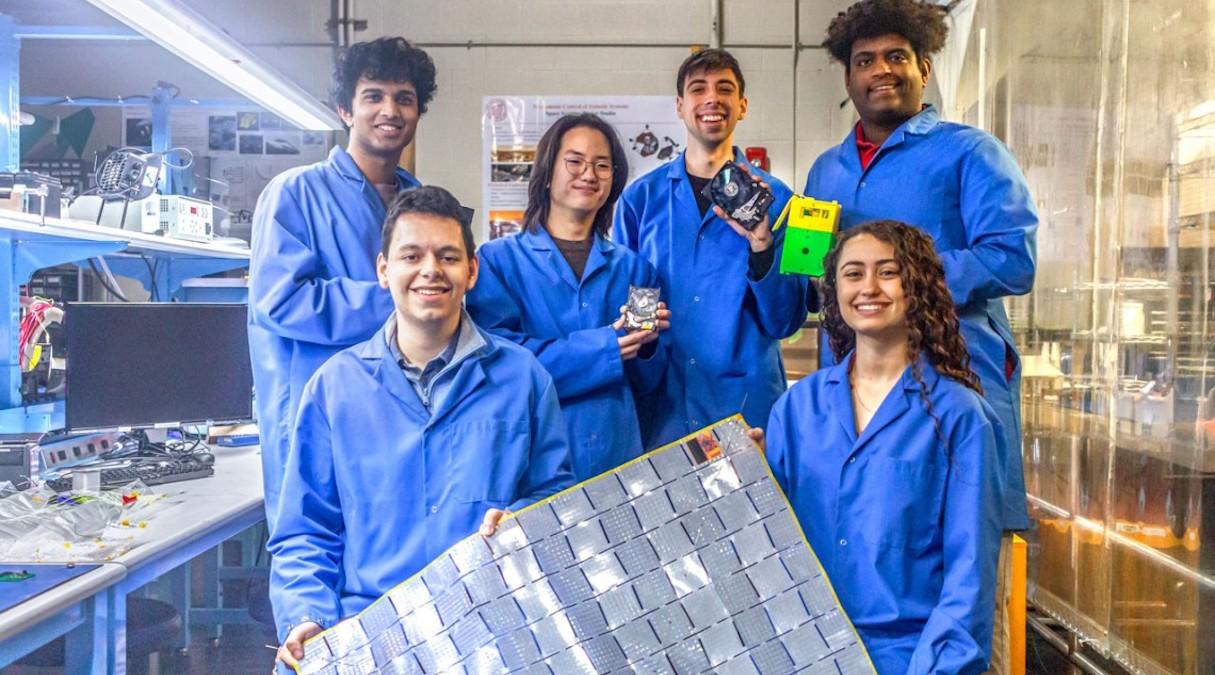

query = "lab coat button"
[693,296,700,303]
[581,302,588,308]
[848,457,856,463]
[688,358,696,365]
[839,538,847,546]
[859,181,867,188]
[430,505,439,514]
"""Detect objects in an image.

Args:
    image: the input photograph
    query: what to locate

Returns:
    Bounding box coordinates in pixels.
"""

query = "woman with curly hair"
[761,220,1003,674]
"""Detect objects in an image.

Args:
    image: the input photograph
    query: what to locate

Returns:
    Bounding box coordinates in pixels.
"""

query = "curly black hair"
[331,37,437,116]
[821,220,982,438]
[824,0,949,68]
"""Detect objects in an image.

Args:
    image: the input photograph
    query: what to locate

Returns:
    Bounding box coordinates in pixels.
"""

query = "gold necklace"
[849,371,877,414]
[852,386,876,414]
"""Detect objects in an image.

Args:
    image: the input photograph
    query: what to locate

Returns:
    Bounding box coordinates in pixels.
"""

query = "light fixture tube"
[86,0,342,130]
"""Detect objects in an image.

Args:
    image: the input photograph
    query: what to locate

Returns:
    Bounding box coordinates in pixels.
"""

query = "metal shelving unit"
[0,210,249,433]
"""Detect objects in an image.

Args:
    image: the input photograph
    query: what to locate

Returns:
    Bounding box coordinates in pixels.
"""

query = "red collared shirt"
[854,122,880,170]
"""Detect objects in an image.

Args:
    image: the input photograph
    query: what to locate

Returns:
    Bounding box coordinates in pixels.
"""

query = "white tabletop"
[111,444,264,570]
[0,444,265,663]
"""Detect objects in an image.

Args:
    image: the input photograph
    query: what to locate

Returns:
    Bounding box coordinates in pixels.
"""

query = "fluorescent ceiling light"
[85,0,342,131]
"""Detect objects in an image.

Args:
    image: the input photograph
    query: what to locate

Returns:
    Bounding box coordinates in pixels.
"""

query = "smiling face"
[844,33,930,130]
[377,212,478,332]
[676,67,748,150]
[548,125,613,221]
[339,76,420,161]
[835,233,908,341]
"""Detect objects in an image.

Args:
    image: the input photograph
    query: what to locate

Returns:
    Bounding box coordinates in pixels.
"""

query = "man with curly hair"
[248,37,436,535]
[803,1,1037,672]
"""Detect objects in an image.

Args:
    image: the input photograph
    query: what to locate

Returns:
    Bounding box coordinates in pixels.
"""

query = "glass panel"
[963,0,1215,672]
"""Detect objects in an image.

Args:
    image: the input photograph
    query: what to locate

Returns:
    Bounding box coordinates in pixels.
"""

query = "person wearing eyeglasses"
[614,48,810,447]
[467,113,669,480]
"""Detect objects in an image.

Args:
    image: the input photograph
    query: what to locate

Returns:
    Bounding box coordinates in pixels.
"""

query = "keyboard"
[45,455,215,492]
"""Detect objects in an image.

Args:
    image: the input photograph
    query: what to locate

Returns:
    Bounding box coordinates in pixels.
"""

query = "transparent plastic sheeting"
[295,416,874,675]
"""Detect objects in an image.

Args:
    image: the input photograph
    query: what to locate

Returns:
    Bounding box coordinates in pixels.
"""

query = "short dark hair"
[331,37,437,116]
[675,48,746,97]
[381,186,476,258]
[824,0,949,70]
[524,114,629,239]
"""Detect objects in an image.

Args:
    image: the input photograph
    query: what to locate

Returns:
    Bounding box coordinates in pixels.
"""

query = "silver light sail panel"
[294,415,875,674]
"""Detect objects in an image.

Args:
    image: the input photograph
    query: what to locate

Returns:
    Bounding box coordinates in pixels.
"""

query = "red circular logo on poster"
[486,98,509,123]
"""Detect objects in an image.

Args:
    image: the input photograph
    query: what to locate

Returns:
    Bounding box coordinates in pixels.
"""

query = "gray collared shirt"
[385,309,487,414]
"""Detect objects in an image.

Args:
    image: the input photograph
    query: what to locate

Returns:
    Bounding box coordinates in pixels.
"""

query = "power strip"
[37,432,122,472]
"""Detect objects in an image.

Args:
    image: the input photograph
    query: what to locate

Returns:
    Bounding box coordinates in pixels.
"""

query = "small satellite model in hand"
[623,285,661,332]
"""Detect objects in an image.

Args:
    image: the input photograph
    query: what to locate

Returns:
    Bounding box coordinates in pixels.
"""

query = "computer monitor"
[65,303,253,432]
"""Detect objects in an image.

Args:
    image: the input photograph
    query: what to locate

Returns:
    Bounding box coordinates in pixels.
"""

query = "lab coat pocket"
[863,456,945,551]
[450,419,529,505]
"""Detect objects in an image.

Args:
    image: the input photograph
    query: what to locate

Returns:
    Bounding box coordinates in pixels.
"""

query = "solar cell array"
[295,416,873,675]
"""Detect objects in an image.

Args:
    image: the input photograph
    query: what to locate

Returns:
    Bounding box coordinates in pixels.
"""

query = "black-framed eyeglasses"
[563,157,613,179]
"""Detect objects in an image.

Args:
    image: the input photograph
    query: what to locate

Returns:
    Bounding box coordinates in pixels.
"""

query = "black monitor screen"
[65,303,253,431]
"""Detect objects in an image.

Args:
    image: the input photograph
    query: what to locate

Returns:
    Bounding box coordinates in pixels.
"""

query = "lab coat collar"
[843,105,940,171]
[902,104,941,136]
[383,309,487,374]
[668,147,752,231]
[825,351,942,451]
[882,105,939,150]
[357,312,497,420]
[826,357,860,445]
[327,145,419,189]
[823,350,943,390]
[520,226,614,289]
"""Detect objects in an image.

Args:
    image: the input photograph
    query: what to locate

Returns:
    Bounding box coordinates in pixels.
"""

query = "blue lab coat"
[614,149,809,447]
[766,355,1003,675]
[802,106,1037,530]
[268,320,574,637]
[466,227,667,480]
[247,146,419,529]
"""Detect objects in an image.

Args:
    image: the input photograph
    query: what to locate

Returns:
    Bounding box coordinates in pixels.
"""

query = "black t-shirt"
[687,174,714,217]
[551,234,594,280]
